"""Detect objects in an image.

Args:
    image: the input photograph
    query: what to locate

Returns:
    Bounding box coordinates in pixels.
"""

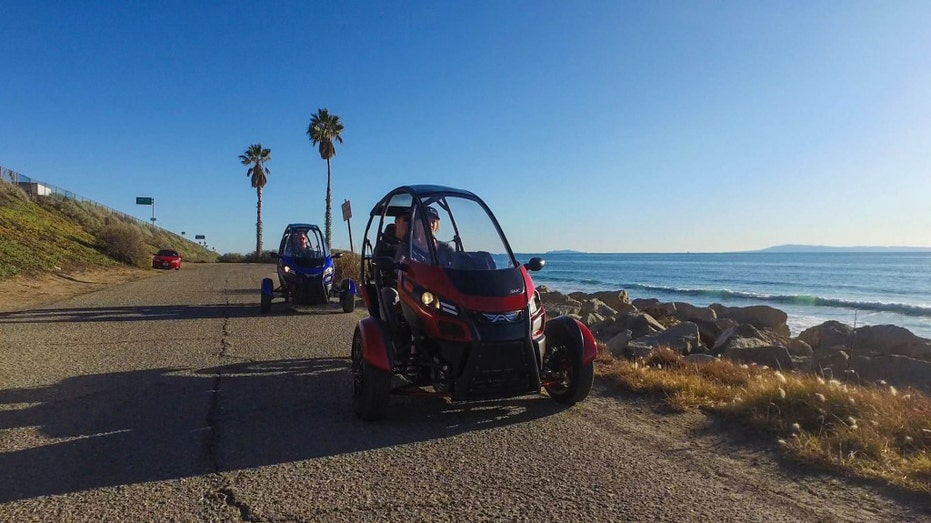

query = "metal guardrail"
[0,163,157,229]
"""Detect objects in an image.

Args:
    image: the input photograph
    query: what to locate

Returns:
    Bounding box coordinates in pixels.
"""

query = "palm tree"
[239,144,271,256]
[306,108,344,249]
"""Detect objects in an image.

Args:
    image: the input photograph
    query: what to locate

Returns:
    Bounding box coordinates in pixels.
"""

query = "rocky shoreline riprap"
[539,287,931,393]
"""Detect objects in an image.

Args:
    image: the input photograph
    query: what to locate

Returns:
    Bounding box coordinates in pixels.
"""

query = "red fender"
[545,316,598,366]
[575,319,598,365]
[357,317,391,371]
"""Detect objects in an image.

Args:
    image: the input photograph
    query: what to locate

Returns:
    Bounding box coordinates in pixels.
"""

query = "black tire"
[261,292,271,314]
[260,278,273,314]
[543,345,594,405]
[351,329,390,420]
[341,291,355,313]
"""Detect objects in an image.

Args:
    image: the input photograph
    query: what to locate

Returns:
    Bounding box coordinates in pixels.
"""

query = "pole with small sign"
[341,199,354,254]
[135,196,155,224]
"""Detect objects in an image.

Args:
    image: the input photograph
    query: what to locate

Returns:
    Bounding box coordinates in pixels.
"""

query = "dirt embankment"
[0,267,155,313]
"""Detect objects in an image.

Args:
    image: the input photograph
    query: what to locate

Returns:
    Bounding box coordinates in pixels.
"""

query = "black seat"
[374,224,398,259]
[374,224,400,290]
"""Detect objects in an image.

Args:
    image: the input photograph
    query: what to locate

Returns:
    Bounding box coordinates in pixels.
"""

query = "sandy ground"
[0,266,156,313]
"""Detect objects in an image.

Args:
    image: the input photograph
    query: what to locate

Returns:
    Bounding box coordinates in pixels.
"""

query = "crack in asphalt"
[205,299,234,474]
[202,292,263,522]
[217,487,260,522]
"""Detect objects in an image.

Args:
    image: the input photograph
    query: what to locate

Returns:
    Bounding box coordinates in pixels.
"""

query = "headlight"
[324,266,334,276]
[283,265,292,273]
[529,290,542,315]
[420,291,457,314]
[530,290,545,335]
[421,291,439,309]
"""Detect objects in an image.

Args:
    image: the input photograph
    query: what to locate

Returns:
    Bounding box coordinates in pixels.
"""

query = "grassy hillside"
[0,179,217,279]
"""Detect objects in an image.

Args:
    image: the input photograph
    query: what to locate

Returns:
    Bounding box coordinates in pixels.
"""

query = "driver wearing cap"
[403,206,455,266]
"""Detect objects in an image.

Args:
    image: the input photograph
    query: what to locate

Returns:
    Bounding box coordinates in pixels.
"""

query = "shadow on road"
[0,358,565,502]
[0,301,356,324]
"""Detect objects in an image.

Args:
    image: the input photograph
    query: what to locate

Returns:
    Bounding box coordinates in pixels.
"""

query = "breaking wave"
[534,276,931,317]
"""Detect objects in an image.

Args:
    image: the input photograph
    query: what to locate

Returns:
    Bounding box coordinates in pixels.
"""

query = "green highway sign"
[136,197,153,205]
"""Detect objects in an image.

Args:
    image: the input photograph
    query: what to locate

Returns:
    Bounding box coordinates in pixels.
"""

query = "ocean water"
[515,252,931,339]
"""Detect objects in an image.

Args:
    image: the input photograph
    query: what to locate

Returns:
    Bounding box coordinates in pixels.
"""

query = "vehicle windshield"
[404,194,516,271]
[157,249,178,257]
[285,228,324,258]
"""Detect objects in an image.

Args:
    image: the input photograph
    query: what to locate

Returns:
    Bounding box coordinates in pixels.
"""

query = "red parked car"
[152,249,181,270]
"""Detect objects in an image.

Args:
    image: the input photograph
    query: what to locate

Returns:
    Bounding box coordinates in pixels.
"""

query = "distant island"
[749,244,931,253]
[545,249,586,255]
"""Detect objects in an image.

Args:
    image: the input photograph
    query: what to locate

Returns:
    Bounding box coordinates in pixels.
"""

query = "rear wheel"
[341,291,355,313]
[543,345,594,405]
[260,278,273,314]
[351,329,389,420]
[340,279,355,313]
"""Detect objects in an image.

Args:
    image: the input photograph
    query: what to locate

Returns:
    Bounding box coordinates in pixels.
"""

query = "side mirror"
[524,257,545,272]
[332,252,344,259]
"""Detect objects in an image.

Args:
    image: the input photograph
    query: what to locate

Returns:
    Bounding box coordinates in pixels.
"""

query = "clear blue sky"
[2,1,929,254]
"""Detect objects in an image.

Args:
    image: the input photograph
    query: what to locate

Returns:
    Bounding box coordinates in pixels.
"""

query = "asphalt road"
[1,264,928,522]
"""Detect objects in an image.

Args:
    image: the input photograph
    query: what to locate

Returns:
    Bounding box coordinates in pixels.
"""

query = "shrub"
[244,250,278,264]
[218,252,246,263]
[334,250,361,283]
[0,180,29,208]
[97,223,149,267]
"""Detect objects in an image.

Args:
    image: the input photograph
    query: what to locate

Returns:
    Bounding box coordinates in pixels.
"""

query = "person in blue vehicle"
[290,231,320,258]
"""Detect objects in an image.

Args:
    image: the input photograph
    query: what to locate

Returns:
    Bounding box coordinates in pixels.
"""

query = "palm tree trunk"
[325,158,332,249]
[256,186,263,256]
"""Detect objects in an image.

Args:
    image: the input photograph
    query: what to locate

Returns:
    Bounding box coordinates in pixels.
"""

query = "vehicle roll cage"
[362,185,519,274]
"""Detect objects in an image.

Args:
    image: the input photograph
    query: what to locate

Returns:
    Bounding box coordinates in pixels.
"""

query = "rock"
[579,298,618,318]
[569,290,630,312]
[723,345,794,370]
[787,338,814,357]
[850,325,931,360]
[615,312,666,339]
[712,324,773,354]
[790,355,813,373]
[625,321,702,358]
[848,353,931,391]
[539,289,582,317]
[711,304,790,338]
[694,318,737,348]
[811,345,850,380]
[798,321,854,351]
[632,298,676,319]
[580,312,605,328]
[674,302,716,323]
[606,330,633,358]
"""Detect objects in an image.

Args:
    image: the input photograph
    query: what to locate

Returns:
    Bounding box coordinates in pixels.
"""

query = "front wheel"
[351,329,389,420]
[544,356,594,405]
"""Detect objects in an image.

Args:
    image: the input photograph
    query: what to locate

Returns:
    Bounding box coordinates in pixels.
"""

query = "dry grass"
[595,346,931,494]
[333,250,360,284]
[1,179,216,279]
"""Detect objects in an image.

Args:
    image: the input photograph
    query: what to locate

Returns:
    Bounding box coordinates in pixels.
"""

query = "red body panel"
[357,317,391,371]
[399,260,532,312]
[397,260,535,343]
[575,319,598,365]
